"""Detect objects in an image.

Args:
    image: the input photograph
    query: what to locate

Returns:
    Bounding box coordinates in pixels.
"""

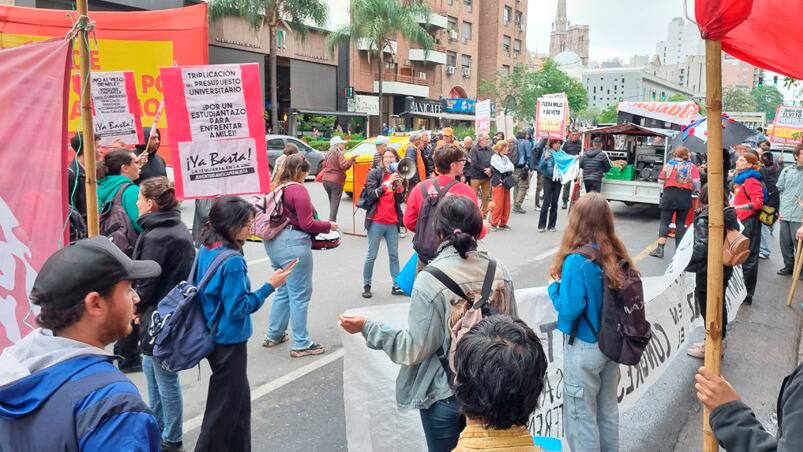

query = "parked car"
[343,136,411,195]
[266,134,326,176]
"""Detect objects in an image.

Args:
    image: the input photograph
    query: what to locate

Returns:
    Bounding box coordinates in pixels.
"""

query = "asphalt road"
[124,181,800,451]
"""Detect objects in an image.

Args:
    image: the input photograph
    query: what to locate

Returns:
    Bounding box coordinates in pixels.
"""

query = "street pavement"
[124,181,801,451]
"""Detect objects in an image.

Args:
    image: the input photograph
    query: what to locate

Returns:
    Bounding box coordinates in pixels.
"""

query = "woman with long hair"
[195,196,291,451]
[133,177,195,452]
[263,154,336,357]
[731,152,765,304]
[538,139,564,232]
[361,147,405,299]
[650,146,701,258]
[489,140,515,231]
[548,192,637,452]
[340,196,518,452]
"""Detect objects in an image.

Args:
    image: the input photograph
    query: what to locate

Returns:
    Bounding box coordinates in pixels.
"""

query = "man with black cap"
[579,136,611,193]
[0,236,162,450]
[136,127,167,183]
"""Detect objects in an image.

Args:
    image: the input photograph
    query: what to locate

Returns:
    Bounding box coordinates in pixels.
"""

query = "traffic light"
[343,86,354,98]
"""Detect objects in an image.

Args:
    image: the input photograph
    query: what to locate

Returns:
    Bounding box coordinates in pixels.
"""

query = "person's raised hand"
[339,315,366,334]
[268,267,292,288]
[695,366,740,411]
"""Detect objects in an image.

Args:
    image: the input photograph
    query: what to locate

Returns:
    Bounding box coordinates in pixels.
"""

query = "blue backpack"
[148,249,239,372]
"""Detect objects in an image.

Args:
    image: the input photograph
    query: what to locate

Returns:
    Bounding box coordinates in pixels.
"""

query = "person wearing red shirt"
[650,146,701,258]
[730,152,766,305]
[361,148,406,299]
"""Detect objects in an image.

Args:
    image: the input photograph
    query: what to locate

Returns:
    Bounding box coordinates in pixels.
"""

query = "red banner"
[0,39,72,351]
[0,3,208,164]
[161,63,269,199]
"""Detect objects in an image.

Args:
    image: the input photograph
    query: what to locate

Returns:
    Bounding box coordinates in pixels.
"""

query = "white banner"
[475,100,491,136]
[535,93,568,140]
[618,101,701,126]
[341,231,746,451]
[177,138,259,198]
[182,65,250,141]
[90,71,143,146]
[348,95,380,116]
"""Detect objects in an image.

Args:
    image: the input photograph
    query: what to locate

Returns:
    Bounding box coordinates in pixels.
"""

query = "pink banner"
[0,39,72,351]
[161,63,269,199]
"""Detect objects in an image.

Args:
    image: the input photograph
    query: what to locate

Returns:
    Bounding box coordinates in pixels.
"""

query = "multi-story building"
[548,0,589,66]
[582,67,697,110]
[653,54,706,97]
[477,0,527,82]
[655,17,704,66]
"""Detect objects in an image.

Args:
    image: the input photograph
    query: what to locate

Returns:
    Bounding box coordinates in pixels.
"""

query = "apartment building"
[478,0,527,83]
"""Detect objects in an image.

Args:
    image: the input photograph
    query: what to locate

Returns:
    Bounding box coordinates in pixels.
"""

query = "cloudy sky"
[526,0,694,62]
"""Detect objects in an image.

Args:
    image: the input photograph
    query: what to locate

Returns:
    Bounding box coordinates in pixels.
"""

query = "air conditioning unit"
[446,65,456,75]
[449,30,458,41]
[418,72,427,80]
[462,67,471,78]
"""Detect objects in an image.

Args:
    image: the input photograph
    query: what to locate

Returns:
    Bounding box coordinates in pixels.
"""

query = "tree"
[723,87,758,112]
[667,93,691,102]
[750,85,785,120]
[598,103,618,123]
[209,0,328,134]
[327,0,433,126]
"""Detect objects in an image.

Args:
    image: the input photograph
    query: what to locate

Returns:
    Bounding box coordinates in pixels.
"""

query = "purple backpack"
[569,246,652,366]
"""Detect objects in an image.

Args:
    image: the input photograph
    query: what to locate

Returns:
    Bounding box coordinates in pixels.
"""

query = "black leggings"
[658,208,690,243]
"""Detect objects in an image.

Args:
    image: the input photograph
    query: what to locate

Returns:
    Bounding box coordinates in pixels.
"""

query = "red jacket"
[403,176,487,238]
[731,176,764,221]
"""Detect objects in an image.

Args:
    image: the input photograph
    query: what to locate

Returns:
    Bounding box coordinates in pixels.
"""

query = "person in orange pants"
[490,141,515,231]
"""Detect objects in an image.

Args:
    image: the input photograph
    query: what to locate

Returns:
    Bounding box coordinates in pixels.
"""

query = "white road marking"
[246,257,271,266]
[183,348,346,433]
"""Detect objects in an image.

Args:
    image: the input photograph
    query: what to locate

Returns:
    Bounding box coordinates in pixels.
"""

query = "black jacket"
[421,143,435,178]
[579,149,611,182]
[710,361,803,451]
[135,150,167,184]
[362,167,404,231]
[133,210,195,317]
[686,206,740,273]
[562,139,582,156]
[67,158,87,219]
[466,144,494,180]
[761,165,781,210]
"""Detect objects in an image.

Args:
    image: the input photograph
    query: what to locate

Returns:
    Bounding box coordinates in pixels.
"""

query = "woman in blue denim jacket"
[548,193,637,452]
[340,196,518,452]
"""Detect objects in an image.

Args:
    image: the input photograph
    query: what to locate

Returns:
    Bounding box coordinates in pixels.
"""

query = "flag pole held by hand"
[786,238,803,306]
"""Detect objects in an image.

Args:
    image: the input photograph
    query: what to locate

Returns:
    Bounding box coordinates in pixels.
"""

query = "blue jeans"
[142,356,183,443]
[419,396,464,452]
[563,338,619,452]
[760,223,773,257]
[265,228,314,350]
[363,222,400,287]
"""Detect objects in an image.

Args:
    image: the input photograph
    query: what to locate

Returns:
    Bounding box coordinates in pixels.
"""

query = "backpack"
[723,228,750,266]
[413,179,459,263]
[148,249,239,372]
[569,246,652,366]
[250,182,300,241]
[67,205,87,244]
[99,182,138,256]
[422,258,498,383]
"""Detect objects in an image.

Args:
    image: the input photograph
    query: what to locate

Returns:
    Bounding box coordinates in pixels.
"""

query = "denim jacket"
[361,246,518,410]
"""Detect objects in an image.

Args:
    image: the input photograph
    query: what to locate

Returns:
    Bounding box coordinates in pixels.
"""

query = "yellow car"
[343,136,412,196]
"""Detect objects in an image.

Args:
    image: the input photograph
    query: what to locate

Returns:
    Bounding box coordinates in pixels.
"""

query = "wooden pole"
[77,0,99,237]
[786,238,803,306]
[703,38,725,452]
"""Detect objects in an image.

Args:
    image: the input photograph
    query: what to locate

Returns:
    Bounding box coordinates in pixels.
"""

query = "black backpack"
[413,179,459,263]
[99,182,139,256]
[569,245,652,366]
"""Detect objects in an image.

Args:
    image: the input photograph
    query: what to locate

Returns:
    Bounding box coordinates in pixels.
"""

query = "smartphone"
[284,258,300,271]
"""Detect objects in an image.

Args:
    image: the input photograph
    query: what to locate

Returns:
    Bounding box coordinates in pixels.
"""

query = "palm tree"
[327,0,434,125]
[209,0,328,134]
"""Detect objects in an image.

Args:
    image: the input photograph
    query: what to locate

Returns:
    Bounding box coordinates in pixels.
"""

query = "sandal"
[262,333,289,348]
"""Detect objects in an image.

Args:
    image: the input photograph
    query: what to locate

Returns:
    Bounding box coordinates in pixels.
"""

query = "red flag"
[0,39,72,351]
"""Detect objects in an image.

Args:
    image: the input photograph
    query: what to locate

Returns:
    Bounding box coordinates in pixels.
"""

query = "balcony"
[416,12,448,29]
[356,38,397,54]
[409,47,447,65]
[373,73,429,98]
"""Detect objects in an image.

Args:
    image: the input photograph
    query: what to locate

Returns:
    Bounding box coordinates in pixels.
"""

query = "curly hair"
[31,285,114,332]
[453,315,547,429]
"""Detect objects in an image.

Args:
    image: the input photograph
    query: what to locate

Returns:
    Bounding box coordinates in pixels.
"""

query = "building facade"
[582,67,697,110]
[548,0,589,66]
[477,0,528,82]
[655,17,704,66]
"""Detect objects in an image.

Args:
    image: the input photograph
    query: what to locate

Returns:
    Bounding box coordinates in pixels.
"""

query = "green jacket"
[777,164,803,222]
[97,175,142,233]
[361,246,517,410]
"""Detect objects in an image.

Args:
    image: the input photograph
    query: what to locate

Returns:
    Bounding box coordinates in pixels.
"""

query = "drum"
[311,230,341,250]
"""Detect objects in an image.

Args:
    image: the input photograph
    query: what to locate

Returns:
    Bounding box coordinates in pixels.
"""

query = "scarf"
[661,159,693,185]
[733,169,768,202]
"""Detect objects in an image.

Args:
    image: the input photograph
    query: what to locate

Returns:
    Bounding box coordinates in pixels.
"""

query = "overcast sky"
[526,0,694,62]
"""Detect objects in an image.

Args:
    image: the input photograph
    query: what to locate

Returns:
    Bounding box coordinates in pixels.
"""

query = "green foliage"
[575,107,601,125]
[298,115,336,131]
[479,60,588,121]
[750,85,785,120]
[308,140,362,151]
[723,87,758,112]
[598,104,618,124]
[667,93,691,102]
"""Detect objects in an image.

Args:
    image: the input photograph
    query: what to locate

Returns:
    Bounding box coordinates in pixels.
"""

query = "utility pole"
[76,0,99,237]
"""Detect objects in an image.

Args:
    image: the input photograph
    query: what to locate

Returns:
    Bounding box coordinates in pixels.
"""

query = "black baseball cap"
[31,237,161,309]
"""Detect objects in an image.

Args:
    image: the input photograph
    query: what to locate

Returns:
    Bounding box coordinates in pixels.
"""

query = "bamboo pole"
[703,39,725,452]
[786,238,803,306]
[77,0,99,237]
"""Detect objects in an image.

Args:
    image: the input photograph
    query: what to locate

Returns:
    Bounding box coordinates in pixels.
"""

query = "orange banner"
[0,3,208,163]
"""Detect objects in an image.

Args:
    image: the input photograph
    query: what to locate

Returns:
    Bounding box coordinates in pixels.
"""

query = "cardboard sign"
[90,71,144,146]
[535,93,568,139]
[161,63,269,199]
[475,99,491,136]
[770,105,803,144]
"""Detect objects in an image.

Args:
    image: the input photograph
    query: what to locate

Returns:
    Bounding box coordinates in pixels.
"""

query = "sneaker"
[500,225,512,231]
[759,254,770,260]
[548,227,557,232]
[538,228,546,233]
[291,343,326,358]
[490,226,499,232]
[262,332,289,348]
[778,267,793,276]
[400,227,408,238]
[562,202,568,210]
[687,341,705,358]
[362,285,372,299]
[161,441,185,452]
[391,285,405,296]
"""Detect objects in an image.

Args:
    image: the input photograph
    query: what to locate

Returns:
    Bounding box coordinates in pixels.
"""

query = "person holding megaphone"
[360,147,409,299]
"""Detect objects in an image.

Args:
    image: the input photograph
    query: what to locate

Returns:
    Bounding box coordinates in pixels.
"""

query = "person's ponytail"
[434,196,483,259]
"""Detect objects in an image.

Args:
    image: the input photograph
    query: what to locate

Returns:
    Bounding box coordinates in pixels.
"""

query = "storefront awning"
[400,110,475,121]
[291,108,370,117]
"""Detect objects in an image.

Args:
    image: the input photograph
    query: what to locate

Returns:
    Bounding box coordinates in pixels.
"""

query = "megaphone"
[390,158,417,180]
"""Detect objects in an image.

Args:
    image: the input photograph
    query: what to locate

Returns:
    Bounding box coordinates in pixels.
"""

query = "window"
[503,6,512,25]
[462,21,472,40]
[502,35,511,53]
[513,39,521,56]
[514,11,523,30]
[447,51,457,67]
[447,0,453,5]
[502,64,511,76]
[461,54,472,69]
[464,0,472,13]
[593,86,596,93]
[448,16,457,31]
[268,139,285,151]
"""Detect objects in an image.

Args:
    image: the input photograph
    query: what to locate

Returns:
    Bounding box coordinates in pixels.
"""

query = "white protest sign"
[535,93,568,140]
[182,66,250,141]
[90,71,143,146]
[475,100,491,136]
[177,138,260,198]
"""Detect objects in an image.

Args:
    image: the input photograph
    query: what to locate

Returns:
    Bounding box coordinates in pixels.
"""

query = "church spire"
[553,0,568,32]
